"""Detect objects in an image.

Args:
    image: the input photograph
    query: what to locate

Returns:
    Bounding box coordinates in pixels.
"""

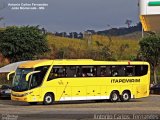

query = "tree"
[0,26,50,62]
[125,19,132,28]
[139,34,160,84]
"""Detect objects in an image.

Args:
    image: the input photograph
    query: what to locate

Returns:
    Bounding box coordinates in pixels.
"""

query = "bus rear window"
[135,65,148,76]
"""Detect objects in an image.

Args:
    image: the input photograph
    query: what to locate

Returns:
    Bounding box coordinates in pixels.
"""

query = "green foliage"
[139,34,160,83]
[118,43,129,59]
[128,55,137,61]
[46,34,138,60]
[139,35,160,67]
[0,26,50,62]
[95,41,103,47]
[99,46,113,60]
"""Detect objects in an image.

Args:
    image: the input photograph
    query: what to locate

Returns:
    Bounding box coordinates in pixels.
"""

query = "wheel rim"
[112,93,118,101]
[123,93,129,100]
[45,96,52,104]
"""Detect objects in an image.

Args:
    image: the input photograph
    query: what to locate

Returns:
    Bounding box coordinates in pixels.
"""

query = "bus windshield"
[12,68,33,92]
[12,66,50,92]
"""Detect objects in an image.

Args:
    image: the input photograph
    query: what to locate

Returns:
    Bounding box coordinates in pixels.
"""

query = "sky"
[0,0,140,32]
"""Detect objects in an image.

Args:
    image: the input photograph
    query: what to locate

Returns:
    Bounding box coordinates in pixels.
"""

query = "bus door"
[30,66,50,101]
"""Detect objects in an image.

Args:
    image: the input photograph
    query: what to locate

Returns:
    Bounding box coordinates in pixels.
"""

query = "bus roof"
[18,59,150,68]
[18,60,53,68]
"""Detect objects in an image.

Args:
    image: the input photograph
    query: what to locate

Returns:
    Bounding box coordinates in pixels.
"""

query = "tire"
[120,91,131,102]
[43,93,54,105]
[110,91,119,102]
[29,102,37,105]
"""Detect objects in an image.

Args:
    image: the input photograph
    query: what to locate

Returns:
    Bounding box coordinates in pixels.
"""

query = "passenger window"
[135,65,148,76]
[48,66,66,81]
[99,66,111,77]
[81,66,96,77]
[66,66,77,77]
[48,69,57,80]
[125,66,135,76]
[76,66,81,77]
[111,66,125,77]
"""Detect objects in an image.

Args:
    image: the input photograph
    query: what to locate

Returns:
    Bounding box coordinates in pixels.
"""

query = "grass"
[46,34,140,60]
[92,35,139,58]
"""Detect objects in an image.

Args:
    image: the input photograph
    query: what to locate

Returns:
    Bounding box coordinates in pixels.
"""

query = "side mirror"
[7,71,15,81]
[26,71,40,81]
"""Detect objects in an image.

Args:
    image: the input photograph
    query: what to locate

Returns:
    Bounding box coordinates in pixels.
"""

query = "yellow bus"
[10,59,150,105]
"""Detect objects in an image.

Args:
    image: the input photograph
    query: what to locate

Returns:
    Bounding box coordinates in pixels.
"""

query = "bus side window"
[125,66,135,76]
[111,66,119,77]
[48,66,66,81]
[97,66,101,77]
[30,73,39,89]
[48,68,57,81]
[141,65,148,75]
[57,67,66,77]
[100,66,111,77]
[34,66,50,85]
[66,66,77,77]
[135,65,148,76]
[111,66,125,77]
[76,66,81,77]
[81,66,96,77]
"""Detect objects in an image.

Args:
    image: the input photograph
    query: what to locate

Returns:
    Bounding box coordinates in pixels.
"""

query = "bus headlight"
[12,91,33,97]
[22,91,33,96]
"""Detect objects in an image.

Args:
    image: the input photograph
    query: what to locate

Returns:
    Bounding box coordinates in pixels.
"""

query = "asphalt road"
[0,95,160,120]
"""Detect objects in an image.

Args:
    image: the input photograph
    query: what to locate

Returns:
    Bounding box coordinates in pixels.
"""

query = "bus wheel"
[43,93,54,105]
[120,91,131,102]
[29,102,37,105]
[110,91,119,102]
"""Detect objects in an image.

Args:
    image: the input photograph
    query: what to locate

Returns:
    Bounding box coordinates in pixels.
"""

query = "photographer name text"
[8,3,48,10]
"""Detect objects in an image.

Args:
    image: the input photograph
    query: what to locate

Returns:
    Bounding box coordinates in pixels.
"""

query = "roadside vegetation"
[0,26,49,63]
[139,34,160,84]
[44,34,139,61]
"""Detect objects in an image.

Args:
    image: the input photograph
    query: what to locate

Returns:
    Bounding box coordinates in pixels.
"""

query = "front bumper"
[11,95,28,102]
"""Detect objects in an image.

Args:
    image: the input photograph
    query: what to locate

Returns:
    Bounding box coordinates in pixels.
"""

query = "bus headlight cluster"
[22,91,33,96]
[12,91,33,97]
